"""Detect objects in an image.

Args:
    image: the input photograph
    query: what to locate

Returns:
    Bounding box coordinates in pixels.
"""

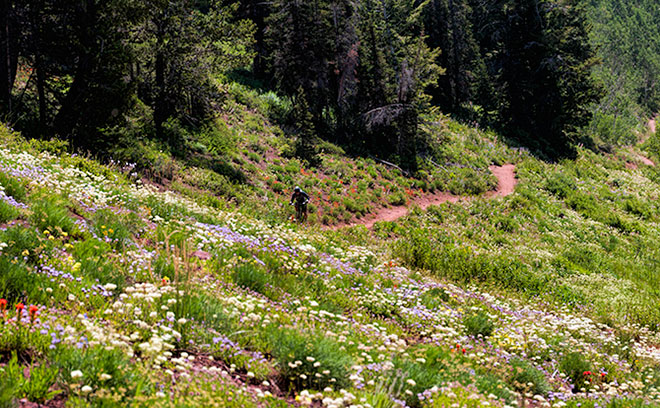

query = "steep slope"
[2,124,660,407]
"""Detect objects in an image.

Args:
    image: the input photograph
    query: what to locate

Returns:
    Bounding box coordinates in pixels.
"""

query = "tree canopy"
[0,0,647,166]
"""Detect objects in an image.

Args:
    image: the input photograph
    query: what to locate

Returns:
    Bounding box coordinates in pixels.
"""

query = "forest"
[1,0,657,169]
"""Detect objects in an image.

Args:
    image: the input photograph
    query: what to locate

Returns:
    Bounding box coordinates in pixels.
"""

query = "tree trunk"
[0,0,18,113]
[35,54,47,134]
[154,18,166,142]
[54,0,97,145]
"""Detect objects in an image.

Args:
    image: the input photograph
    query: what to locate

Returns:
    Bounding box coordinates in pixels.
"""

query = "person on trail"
[289,186,310,222]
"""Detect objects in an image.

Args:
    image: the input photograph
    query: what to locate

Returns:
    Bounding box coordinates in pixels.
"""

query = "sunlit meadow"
[2,123,660,408]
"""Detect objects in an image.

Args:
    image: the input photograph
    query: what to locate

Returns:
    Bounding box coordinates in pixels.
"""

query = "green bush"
[0,353,60,404]
[268,328,351,392]
[393,229,545,295]
[622,196,654,220]
[463,311,495,338]
[494,215,518,232]
[90,209,139,249]
[232,263,269,294]
[388,192,407,206]
[545,172,576,198]
[0,257,54,305]
[0,225,47,264]
[29,195,76,237]
[420,288,450,310]
[559,352,591,391]
[0,324,53,363]
[397,349,446,406]
[50,345,148,396]
[0,200,20,224]
[0,171,27,201]
[508,358,549,396]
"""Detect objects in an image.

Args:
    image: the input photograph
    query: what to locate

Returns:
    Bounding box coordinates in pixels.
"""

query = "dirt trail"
[333,164,517,229]
[649,116,656,135]
[630,115,657,167]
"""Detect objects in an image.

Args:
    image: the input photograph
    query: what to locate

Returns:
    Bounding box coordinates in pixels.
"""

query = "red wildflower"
[28,305,38,321]
[0,298,6,311]
[15,303,24,318]
[583,371,591,376]
[462,348,466,354]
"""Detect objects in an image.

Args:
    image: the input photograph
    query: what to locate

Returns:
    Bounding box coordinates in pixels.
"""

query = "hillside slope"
[110,83,522,228]
[2,123,660,407]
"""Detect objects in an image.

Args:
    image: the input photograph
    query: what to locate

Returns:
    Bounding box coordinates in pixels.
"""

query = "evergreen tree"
[420,0,481,113]
[291,87,320,166]
[497,0,600,157]
[265,0,332,127]
[136,0,254,145]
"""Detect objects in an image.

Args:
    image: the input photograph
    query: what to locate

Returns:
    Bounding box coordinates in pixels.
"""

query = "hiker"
[289,186,310,222]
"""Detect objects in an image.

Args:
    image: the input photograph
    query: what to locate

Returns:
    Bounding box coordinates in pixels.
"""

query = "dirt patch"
[639,154,655,167]
[17,392,67,408]
[332,164,517,229]
[485,164,517,198]
[649,116,656,135]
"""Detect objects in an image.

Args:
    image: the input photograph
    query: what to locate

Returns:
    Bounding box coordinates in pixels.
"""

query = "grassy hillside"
[1,118,660,407]
[107,82,520,227]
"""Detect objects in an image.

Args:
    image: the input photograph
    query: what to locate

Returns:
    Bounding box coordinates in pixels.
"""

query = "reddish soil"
[485,164,517,198]
[628,115,657,167]
[333,164,517,229]
[650,116,656,135]
[638,154,655,167]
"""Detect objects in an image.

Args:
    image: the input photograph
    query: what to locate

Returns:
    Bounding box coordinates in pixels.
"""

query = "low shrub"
[268,328,351,392]
[0,200,20,224]
[559,352,591,392]
[232,263,269,294]
[545,172,576,198]
[463,311,495,338]
[50,345,149,397]
[1,353,60,404]
[508,357,549,396]
[90,209,139,249]
[0,257,53,305]
[420,288,450,310]
[0,171,27,201]
[387,192,407,206]
[0,225,48,264]
[29,195,76,237]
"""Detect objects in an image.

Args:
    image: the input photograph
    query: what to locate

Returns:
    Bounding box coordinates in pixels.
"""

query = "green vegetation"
[0,0,659,406]
[0,121,658,406]
[587,0,660,146]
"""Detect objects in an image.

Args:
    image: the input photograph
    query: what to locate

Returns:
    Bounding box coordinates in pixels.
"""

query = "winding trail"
[649,116,656,135]
[333,164,517,229]
[629,115,657,167]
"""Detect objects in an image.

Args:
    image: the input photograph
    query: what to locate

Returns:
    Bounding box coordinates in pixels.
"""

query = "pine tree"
[291,87,320,166]
[497,0,600,157]
[420,0,482,113]
[265,0,332,126]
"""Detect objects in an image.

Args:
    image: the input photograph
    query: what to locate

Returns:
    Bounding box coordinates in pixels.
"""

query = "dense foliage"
[586,0,660,145]
[0,0,612,167]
